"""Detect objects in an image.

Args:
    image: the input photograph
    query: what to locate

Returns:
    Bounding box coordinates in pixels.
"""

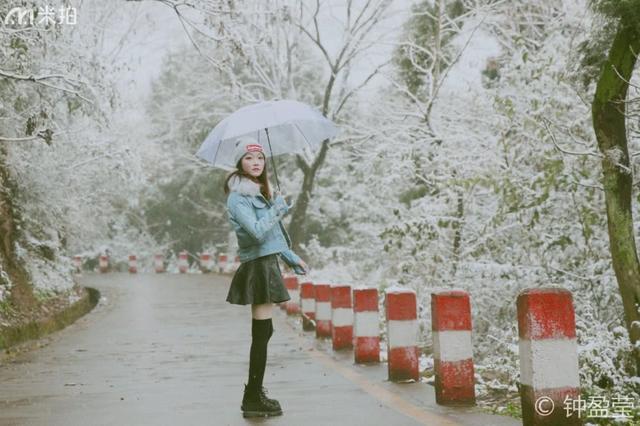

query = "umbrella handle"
[265,128,281,193]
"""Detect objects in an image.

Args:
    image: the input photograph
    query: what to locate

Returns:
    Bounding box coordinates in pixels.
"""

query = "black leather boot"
[241,384,282,417]
[258,386,282,411]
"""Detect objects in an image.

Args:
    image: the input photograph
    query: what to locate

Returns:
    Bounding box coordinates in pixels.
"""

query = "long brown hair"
[223,154,272,200]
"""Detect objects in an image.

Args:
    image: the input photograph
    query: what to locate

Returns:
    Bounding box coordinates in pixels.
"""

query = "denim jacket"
[226,175,302,267]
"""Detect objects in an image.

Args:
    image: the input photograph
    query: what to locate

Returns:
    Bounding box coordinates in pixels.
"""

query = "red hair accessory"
[245,144,263,152]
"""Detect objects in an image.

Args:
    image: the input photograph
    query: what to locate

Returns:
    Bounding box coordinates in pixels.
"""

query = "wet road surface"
[0,272,519,426]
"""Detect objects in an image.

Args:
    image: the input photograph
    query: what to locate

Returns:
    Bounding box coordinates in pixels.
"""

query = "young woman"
[223,135,308,418]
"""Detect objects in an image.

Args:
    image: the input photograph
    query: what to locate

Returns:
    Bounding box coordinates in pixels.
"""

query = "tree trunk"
[592,22,640,373]
[451,186,464,277]
[288,139,330,256]
[288,63,337,256]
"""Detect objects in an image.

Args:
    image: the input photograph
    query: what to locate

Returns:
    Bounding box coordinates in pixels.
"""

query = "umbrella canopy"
[195,99,338,171]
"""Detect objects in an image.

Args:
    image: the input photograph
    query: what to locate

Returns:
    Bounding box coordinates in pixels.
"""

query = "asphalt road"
[0,272,520,426]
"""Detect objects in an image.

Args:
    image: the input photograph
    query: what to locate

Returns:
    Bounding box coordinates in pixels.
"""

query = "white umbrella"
[195,100,338,190]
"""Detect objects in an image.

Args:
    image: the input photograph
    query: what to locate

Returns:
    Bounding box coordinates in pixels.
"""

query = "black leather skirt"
[226,253,291,305]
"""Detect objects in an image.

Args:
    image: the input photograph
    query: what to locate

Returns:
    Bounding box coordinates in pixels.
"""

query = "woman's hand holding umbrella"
[272,193,290,216]
[273,190,295,211]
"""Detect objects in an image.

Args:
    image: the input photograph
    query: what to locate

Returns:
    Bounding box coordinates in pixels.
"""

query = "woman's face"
[241,151,265,178]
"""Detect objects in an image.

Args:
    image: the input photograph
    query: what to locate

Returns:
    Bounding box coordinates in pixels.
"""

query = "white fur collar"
[228,174,272,197]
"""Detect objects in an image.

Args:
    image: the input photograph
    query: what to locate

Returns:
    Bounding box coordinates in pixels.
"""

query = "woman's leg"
[246,303,274,395]
[251,303,274,320]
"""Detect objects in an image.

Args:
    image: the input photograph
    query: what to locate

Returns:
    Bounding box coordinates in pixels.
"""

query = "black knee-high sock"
[247,318,272,393]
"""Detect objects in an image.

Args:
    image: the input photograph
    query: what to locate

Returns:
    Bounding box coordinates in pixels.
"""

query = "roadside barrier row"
[279,273,580,424]
[73,252,240,274]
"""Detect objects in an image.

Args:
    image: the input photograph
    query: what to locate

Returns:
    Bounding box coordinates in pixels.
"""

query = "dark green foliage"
[577,0,640,89]
[142,169,229,256]
[591,0,640,28]
[398,185,429,207]
[392,0,467,97]
[305,214,349,248]
[380,217,437,255]
[575,20,617,89]
[481,57,500,88]
[34,243,55,261]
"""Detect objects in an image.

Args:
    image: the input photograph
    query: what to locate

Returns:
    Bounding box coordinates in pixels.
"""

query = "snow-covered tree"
[0,1,159,307]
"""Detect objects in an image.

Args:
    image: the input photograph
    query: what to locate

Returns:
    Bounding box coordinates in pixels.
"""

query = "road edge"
[0,286,100,351]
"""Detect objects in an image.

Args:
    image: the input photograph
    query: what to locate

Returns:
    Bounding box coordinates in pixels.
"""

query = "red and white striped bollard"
[99,254,109,273]
[154,254,164,273]
[300,281,315,331]
[73,255,82,273]
[331,284,353,350]
[178,251,188,274]
[353,287,380,363]
[128,255,137,274]
[285,275,300,315]
[385,287,419,382]
[517,288,580,425]
[218,253,227,273]
[314,283,332,338]
[431,290,475,406]
[200,252,212,273]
